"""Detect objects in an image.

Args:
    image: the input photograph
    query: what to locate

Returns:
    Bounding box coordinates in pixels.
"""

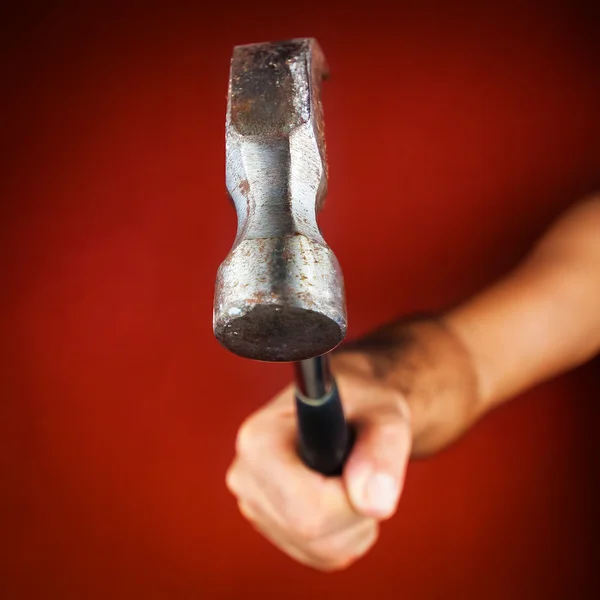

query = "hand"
[226,354,412,571]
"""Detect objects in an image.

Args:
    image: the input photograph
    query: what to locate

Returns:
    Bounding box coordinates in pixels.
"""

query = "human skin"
[225,194,600,571]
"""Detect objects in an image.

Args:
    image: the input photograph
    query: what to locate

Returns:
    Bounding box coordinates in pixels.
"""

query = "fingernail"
[365,473,400,516]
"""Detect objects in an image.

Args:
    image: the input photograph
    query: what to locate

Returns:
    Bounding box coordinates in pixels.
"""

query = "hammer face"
[214,235,346,362]
[214,38,346,363]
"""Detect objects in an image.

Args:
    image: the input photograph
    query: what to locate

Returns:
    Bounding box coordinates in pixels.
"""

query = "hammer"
[213,38,353,476]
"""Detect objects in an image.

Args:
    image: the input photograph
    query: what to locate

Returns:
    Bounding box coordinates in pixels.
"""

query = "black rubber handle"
[295,378,354,476]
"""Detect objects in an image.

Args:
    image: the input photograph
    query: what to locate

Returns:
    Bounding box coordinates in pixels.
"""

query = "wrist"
[335,314,481,456]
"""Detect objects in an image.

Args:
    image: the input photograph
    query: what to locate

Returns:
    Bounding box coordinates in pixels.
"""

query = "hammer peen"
[213,38,353,476]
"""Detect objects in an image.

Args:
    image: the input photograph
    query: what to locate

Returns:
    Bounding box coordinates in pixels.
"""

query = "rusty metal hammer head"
[213,38,347,362]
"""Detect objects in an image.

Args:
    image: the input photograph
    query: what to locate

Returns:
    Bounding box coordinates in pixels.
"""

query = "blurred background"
[1,1,599,598]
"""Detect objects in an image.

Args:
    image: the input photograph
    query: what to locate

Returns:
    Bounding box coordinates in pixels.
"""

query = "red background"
[2,2,599,598]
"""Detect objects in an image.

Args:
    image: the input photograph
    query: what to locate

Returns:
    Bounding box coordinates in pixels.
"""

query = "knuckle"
[235,416,260,457]
[353,522,379,557]
[313,523,379,570]
[310,538,347,566]
[237,501,257,522]
[316,560,349,573]
[388,390,412,423]
[225,464,240,495]
[316,553,360,573]
[289,511,327,541]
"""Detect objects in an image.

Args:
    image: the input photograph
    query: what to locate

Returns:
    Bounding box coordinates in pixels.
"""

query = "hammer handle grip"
[295,377,354,476]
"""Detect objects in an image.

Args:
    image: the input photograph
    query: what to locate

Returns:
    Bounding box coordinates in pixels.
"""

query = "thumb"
[343,396,412,519]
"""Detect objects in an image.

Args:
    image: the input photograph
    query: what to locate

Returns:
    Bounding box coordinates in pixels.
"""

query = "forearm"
[445,195,600,410]
[336,195,600,457]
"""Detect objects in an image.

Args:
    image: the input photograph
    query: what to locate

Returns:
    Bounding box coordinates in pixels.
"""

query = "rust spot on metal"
[239,180,250,196]
[295,290,317,309]
[245,290,279,305]
[281,245,293,263]
[230,97,255,122]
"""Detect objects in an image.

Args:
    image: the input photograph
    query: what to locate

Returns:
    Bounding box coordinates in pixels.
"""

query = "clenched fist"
[226,354,412,571]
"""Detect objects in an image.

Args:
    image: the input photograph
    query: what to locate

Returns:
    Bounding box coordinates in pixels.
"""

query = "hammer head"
[213,38,347,363]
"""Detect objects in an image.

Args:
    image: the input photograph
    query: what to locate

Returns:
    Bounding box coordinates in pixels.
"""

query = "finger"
[236,391,365,539]
[227,456,301,534]
[238,500,316,567]
[230,456,377,569]
[304,518,379,570]
[241,500,378,572]
[336,377,412,519]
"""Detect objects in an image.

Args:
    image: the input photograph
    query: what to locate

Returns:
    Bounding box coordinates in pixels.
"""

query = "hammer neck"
[294,355,333,400]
